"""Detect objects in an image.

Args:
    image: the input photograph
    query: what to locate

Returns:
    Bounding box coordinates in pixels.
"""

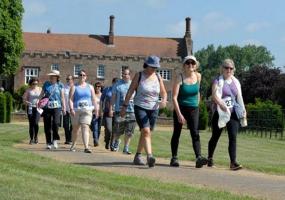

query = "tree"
[241,65,281,104]
[195,44,275,98]
[0,0,24,75]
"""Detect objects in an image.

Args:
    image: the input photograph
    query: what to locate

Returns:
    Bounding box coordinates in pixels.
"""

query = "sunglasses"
[95,86,101,88]
[79,74,86,77]
[32,82,38,85]
[66,78,72,81]
[185,60,196,65]
[224,66,234,70]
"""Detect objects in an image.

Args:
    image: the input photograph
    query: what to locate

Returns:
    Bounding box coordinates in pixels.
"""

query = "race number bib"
[222,96,233,108]
[78,100,89,109]
[48,100,60,109]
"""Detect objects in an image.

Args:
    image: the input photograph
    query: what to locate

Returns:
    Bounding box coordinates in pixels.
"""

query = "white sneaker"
[53,140,58,149]
[46,144,52,150]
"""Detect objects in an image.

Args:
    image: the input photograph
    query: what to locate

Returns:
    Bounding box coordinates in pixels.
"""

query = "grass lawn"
[129,126,285,175]
[0,123,256,200]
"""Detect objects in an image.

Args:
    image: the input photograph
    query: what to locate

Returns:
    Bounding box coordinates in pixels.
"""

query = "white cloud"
[242,39,263,46]
[245,22,270,33]
[24,1,47,18]
[201,12,235,33]
[167,20,198,37]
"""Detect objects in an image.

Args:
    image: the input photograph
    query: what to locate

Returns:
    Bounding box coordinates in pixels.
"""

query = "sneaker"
[94,139,99,147]
[133,154,145,165]
[230,162,243,170]
[147,156,156,168]
[123,150,132,155]
[53,140,58,149]
[29,140,33,145]
[170,157,179,167]
[70,146,76,152]
[84,148,92,153]
[113,139,121,152]
[195,156,208,168]
[105,142,109,150]
[46,144,52,150]
[207,158,214,167]
[34,138,38,144]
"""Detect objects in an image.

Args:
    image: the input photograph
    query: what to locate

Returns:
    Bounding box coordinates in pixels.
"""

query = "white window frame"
[157,69,171,81]
[51,63,60,71]
[24,67,39,84]
[74,64,83,77]
[97,64,105,79]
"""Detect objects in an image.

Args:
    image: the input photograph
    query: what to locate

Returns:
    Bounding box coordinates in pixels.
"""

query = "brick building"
[14,16,193,102]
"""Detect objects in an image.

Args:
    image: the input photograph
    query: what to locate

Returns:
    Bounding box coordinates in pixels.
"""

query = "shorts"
[134,105,158,131]
[113,112,136,136]
[71,110,93,126]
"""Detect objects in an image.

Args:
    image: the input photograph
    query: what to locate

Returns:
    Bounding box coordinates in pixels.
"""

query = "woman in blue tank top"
[170,55,207,168]
[69,70,97,153]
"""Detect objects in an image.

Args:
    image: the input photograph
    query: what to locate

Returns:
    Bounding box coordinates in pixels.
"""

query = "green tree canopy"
[0,0,24,75]
[195,44,275,98]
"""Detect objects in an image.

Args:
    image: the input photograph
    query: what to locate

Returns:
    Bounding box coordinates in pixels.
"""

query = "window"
[51,64,59,71]
[97,65,105,79]
[74,64,83,77]
[24,68,39,84]
[157,69,171,81]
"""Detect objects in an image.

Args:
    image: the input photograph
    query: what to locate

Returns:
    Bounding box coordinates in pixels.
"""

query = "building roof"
[23,32,185,58]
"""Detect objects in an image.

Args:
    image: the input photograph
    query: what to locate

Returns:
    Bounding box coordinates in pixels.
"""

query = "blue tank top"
[73,83,94,111]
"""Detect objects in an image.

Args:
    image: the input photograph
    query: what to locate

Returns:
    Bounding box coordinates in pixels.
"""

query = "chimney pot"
[108,15,115,45]
[185,17,191,38]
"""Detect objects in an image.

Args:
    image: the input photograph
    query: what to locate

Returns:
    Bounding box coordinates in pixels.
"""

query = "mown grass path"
[16,126,285,200]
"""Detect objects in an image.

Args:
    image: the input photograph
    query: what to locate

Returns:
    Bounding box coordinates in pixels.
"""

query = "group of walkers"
[23,55,247,171]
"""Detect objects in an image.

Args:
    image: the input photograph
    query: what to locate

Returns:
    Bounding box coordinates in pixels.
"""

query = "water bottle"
[28,106,32,115]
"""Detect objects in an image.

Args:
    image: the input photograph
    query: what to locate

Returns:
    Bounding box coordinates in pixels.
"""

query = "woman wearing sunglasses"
[208,58,247,170]
[170,55,207,168]
[69,70,97,153]
[23,78,42,144]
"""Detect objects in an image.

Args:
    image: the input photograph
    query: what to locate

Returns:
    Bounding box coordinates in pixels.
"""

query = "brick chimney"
[184,17,191,38]
[184,17,193,55]
[108,15,115,45]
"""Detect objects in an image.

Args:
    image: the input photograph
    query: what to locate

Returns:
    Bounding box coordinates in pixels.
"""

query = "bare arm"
[120,72,139,117]
[158,74,167,108]
[90,85,98,117]
[212,83,227,112]
[22,89,30,106]
[69,85,75,116]
[172,73,185,124]
[60,88,66,114]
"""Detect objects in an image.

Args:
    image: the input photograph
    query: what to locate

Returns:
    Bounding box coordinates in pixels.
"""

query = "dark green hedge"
[5,92,13,123]
[0,93,7,123]
[199,100,209,130]
[247,99,284,130]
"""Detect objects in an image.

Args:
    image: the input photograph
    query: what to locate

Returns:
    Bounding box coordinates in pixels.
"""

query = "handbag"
[38,84,58,108]
[38,97,49,108]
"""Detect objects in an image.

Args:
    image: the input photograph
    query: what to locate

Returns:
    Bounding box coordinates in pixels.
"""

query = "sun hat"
[47,70,60,77]
[144,55,160,68]
[183,55,198,64]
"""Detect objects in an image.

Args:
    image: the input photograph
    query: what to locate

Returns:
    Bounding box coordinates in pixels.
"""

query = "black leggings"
[171,106,201,158]
[43,108,61,144]
[27,107,40,140]
[208,111,239,163]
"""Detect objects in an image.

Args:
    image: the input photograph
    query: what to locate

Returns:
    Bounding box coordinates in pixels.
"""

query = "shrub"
[0,93,7,123]
[13,85,28,111]
[246,98,284,130]
[159,107,173,118]
[5,92,13,123]
[199,100,209,130]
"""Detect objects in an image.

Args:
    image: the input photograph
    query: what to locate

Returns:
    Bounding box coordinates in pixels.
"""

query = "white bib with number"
[222,96,233,109]
[78,100,89,110]
[48,100,60,109]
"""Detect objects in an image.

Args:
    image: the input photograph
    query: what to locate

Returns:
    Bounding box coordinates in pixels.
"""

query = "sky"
[22,0,285,69]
